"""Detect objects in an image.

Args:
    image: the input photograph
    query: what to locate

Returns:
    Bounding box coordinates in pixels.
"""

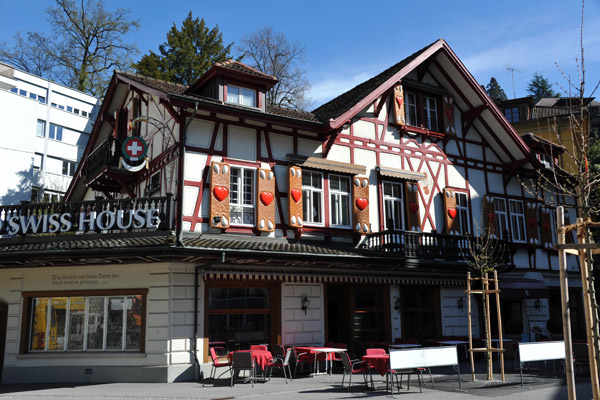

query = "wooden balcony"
[85,136,123,178]
[359,228,511,265]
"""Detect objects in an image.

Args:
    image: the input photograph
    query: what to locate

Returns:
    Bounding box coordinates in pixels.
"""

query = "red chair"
[324,341,335,347]
[366,348,386,355]
[250,345,268,351]
[340,352,369,390]
[209,347,232,380]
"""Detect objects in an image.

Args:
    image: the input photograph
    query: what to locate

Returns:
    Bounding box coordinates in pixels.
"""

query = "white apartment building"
[0,62,99,204]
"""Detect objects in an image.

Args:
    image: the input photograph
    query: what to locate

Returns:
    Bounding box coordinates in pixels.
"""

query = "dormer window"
[403,90,441,132]
[504,106,520,123]
[538,153,554,169]
[227,85,256,107]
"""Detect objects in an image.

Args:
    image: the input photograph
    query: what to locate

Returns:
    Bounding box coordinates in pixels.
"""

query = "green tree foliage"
[134,12,233,86]
[0,0,140,96]
[485,77,508,105]
[527,72,560,103]
[237,26,311,110]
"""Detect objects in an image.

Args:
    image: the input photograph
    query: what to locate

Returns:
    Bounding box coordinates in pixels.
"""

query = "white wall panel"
[228,125,256,161]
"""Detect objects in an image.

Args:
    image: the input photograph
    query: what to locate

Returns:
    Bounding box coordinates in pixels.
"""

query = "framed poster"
[528,320,551,342]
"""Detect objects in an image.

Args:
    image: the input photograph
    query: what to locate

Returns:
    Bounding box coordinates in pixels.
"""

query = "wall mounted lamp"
[457,297,465,311]
[394,298,401,311]
[301,296,310,314]
[535,299,541,310]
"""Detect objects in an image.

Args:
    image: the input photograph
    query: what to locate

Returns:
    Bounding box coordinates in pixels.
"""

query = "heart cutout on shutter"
[395,96,403,108]
[409,202,419,214]
[445,109,454,121]
[528,218,537,228]
[290,189,302,203]
[260,192,274,206]
[542,222,551,232]
[448,208,457,220]
[213,186,229,202]
[355,198,368,211]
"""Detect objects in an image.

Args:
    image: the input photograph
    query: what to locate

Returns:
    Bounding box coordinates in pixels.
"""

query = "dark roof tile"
[311,41,436,123]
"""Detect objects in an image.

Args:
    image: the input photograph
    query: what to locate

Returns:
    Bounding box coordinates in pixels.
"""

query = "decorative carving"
[288,166,303,228]
[257,168,276,232]
[352,177,370,234]
[209,161,230,229]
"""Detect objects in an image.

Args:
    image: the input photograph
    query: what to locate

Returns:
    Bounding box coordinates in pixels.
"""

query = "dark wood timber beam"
[461,104,488,135]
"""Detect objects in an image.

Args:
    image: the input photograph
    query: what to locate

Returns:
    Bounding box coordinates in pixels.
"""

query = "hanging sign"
[120,136,149,172]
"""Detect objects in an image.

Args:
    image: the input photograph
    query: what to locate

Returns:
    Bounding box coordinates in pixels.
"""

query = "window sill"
[18,352,146,359]
[400,125,447,140]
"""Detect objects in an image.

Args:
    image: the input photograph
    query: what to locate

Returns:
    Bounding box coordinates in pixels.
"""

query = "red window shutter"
[443,94,456,136]
[288,166,303,228]
[405,182,420,231]
[482,194,496,237]
[352,177,370,234]
[539,207,554,250]
[524,200,540,246]
[257,168,276,232]
[393,85,406,127]
[209,161,230,229]
[444,188,458,235]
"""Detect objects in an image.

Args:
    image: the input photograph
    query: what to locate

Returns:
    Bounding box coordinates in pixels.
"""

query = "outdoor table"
[438,340,469,359]
[229,349,273,378]
[294,346,346,376]
[388,343,422,349]
[363,354,389,376]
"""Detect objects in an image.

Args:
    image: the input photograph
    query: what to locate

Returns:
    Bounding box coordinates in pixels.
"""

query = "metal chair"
[267,347,293,383]
[340,352,369,390]
[231,351,255,387]
[292,347,310,377]
[366,348,386,355]
[209,347,232,381]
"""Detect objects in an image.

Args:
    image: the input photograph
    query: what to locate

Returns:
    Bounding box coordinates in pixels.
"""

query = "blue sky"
[1,0,599,108]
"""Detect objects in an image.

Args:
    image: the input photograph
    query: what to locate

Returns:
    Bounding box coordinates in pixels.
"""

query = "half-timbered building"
[0,39,582,383]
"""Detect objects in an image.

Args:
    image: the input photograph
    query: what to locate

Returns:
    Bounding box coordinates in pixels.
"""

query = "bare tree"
[464,221,509,381]
[518,0,600,391]
[237,26,312,110]
[0,0,140,96]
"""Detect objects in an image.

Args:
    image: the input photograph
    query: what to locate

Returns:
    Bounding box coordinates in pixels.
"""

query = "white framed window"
[230,167,255,226]
[302,171,323,225]
[424,96,438,131]
[227,85,256,107]
[539,153,554,169]
[383,181,404,230]
[493,198,509,239]
[49,123,63,141]
[329,175,351,228]
[405,92,417,126]
[33,153,43,170]
[456,192,470,235]
[62,160,77,177]
[509,199,526,242]
[36,120,45,137]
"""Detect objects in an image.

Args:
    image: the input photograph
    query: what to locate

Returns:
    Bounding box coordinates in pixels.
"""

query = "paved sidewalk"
[0,367,593,399]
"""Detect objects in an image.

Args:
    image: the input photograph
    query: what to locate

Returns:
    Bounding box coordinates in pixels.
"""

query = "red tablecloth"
[229,350,272,370]
[363,354,389,376]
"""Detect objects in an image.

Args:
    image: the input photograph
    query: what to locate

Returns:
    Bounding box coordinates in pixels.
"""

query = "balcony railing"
[85,136,122,177]
[0,194,174,236]
[359,228,510,264]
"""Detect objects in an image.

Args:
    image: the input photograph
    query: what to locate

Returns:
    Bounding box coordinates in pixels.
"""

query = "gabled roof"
[185,59,279,94]
[312,40,437,125]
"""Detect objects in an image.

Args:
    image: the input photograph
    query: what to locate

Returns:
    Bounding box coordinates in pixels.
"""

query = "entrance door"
[0,301,7,383]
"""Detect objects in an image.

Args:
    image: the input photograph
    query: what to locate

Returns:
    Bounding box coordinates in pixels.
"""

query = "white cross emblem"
[127,140,143,156]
